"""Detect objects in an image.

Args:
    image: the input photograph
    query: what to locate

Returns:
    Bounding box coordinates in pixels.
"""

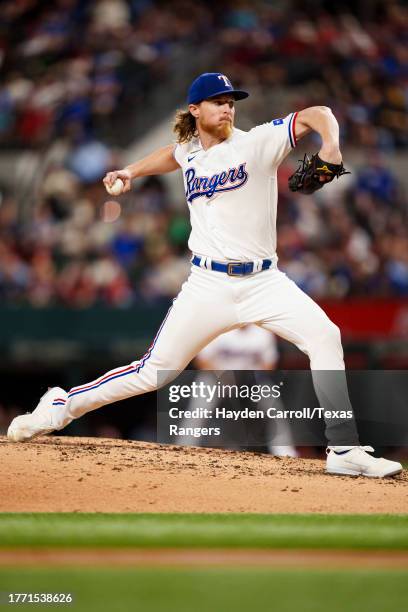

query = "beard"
[200,118,233,140]
[219,121,233,139]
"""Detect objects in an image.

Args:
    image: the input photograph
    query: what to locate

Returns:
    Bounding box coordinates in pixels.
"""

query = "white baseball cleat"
[7,387,69,442]
[326,446,402,478]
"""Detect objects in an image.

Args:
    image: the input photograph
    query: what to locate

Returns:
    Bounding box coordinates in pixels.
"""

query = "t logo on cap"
[218,74,232,88]
[187,72,249,105]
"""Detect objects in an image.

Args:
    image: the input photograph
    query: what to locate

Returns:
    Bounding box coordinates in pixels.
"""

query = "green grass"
[1,515,406,611]
[0,567,407,612]
[0,513,407,550]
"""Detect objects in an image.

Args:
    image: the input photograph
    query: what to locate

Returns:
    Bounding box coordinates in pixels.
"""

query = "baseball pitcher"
[8,73,402,478]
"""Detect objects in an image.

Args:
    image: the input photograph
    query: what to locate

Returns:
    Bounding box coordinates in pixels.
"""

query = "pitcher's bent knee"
[323,320,342,347]
[308,319,344,370]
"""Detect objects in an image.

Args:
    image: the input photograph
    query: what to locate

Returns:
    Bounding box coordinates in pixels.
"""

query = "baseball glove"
[288,153,350,195]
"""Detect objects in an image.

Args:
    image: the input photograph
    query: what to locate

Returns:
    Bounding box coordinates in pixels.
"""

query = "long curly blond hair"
[173,108,197,144]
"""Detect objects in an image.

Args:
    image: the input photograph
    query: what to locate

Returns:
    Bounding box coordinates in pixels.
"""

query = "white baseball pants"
[57,264,359,445]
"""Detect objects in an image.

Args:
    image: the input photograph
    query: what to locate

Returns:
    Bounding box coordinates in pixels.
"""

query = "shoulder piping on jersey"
[288,112,298,148]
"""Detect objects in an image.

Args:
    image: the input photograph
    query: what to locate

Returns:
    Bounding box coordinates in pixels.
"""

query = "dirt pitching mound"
[0,436,406,513]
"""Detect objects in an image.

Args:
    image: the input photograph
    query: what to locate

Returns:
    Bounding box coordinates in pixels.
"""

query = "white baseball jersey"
[198,325,278,370]
[174,113,297,261]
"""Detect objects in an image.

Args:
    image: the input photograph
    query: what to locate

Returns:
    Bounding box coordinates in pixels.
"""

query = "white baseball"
[106,177,124,196]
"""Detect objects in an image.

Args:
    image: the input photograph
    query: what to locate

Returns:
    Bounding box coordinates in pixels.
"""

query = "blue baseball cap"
[187,72,249,105]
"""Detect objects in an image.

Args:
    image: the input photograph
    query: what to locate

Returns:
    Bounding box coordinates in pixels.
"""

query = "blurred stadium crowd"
[0,0,407,307]
[1,0,406,149]
[0,175,191,307]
